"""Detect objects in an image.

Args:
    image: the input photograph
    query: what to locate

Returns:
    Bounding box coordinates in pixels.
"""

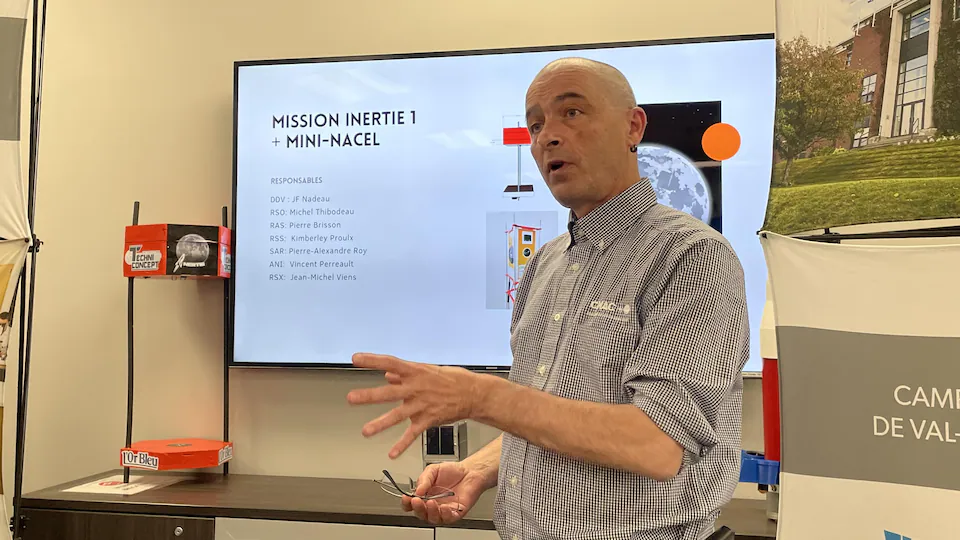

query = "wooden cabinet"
[214,518,434,540]
[20,509,215,540]
[435,528,503,540]
[18,472,773,540]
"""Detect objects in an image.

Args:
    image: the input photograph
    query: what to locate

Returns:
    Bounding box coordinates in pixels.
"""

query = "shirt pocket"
[574,310,641,403]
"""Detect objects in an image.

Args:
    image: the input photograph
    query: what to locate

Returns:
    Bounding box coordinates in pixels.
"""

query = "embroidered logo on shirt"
[586,300,633,321]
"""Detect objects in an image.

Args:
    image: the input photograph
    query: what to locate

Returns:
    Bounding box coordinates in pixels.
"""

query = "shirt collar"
[566,180,658,251]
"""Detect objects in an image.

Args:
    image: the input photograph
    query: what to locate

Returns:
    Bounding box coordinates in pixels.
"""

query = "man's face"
[524,66,644,216]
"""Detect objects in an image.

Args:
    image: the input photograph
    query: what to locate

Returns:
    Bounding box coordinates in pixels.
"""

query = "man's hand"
[346,353,484,458]
[402,462,488,525]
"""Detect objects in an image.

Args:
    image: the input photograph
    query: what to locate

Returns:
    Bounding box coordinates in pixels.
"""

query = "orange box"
[121,438,234,471]
[123,224,231,278]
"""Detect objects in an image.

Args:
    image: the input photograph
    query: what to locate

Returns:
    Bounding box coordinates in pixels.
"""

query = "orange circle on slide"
[702,122,741,161]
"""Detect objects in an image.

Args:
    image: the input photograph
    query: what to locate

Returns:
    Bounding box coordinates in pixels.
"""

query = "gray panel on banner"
[779,326,960,491]
[0,17,26,141]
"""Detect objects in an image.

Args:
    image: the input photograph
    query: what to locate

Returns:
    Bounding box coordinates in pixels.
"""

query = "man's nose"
[537,122,563,149]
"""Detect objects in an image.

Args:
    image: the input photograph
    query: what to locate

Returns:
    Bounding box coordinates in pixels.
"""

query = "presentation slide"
[233,36,776,372]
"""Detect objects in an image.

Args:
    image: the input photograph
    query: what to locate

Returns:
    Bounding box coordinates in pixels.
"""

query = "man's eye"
[565,109,581,118]
[529,123,542,133]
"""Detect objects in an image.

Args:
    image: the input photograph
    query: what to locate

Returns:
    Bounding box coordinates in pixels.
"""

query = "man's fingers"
[440,502,463,524]
[389,422,425,459]
[352,353,416,375]
[385,372,402,384]
[415,466,438,496]
[424,499,442,524]
[410,497,427,521]
[361,406,410,438]
[346,383,409,405]
[405,492,460,525]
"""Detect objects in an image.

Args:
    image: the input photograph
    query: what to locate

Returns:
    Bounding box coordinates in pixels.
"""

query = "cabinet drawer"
[436,529,502,540]
[21,509,215,540]
[215,517,434,540]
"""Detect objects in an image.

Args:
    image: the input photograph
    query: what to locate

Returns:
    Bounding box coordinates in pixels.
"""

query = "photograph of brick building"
[837,0,957,147]
[763,0,960,235]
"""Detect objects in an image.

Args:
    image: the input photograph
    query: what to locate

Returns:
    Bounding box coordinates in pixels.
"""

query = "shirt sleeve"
[623,236,749,464]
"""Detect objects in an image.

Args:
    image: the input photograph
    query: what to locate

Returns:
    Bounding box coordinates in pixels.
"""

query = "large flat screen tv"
[231,33,776,372]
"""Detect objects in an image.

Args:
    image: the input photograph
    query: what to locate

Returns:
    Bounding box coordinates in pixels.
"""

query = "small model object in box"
[121,438,234,471]
[123,224,231,278]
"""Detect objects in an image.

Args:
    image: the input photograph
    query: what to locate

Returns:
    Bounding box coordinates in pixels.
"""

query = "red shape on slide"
[503,127,531,145]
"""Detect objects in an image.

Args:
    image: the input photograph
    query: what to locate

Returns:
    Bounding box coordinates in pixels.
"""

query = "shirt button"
[553,312,562,321]
[537,364,547,376]
[570,263,580,273]
[513,536,519,540]
[510,476,518,486]
[598,240,605,249]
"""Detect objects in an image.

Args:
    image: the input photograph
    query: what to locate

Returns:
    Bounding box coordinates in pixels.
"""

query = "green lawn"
[773,139,960,186]
[764,176,960,235]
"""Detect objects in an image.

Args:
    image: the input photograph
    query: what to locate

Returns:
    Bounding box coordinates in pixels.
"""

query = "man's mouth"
[547,160,567,173]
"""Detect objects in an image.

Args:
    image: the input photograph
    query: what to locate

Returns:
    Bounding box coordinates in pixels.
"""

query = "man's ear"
[629,106,648,149]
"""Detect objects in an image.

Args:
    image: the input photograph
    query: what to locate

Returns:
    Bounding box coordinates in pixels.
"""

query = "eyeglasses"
[375,470,456,501]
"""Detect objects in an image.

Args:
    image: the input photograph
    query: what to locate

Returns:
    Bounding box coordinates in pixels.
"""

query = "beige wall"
[2,0,774,514]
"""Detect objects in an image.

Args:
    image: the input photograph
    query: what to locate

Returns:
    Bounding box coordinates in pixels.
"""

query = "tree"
[774,35,872,185]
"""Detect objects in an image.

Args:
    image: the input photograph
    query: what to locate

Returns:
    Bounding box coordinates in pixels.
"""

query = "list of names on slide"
[265,175,361,283]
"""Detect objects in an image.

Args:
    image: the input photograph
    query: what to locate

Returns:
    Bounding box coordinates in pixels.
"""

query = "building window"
[853,128,870,148]
[902,5,930,41]
[853,116,871,148]
[955,0,959,21]
[846,51,853,67]
[861,74,877,103]
[892,55,928,137]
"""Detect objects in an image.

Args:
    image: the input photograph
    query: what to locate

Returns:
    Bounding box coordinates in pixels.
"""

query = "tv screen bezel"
[228,32,774,372]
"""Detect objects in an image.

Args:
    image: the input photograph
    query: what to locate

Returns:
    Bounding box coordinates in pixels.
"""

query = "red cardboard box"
[123,224,231,278]
[121,438,234,471]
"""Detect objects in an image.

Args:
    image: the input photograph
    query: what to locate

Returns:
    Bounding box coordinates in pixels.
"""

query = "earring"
[630,144,637,153]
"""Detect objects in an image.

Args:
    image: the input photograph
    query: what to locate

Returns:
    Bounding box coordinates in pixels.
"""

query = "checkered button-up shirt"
[493,180,750,540]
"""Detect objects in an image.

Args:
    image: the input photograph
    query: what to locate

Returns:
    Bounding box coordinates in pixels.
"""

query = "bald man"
[348,58,749,540]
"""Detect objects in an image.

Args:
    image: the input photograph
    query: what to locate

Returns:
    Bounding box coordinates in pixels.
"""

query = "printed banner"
[1,0,35,507]
[760,231,960,539]
[0,240,26,386]
[0,0,31,242]
[0,0,31,389]
[765,0,960,235]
